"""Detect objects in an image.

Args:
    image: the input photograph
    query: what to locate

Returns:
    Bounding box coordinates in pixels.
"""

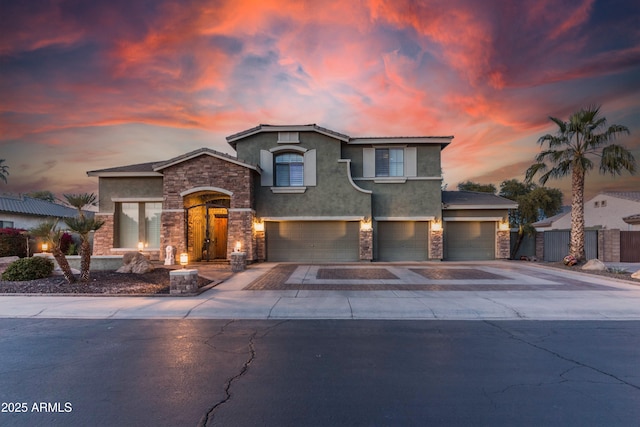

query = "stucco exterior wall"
[98,177,163,213]
[236,131,371,218]
[546,194,640,231]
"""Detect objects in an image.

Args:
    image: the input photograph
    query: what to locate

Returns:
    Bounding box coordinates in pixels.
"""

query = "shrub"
[0,228,28,257]
[2,256,54,281]
[60,232,76,255]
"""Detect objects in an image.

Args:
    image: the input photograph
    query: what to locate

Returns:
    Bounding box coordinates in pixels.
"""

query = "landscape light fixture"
[179,253,189,268]
[234,241,242,252]
[137,241,144,251]
[41,242,49,252]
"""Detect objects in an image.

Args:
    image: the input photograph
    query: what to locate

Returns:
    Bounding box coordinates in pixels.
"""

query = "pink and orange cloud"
[1,0,638,200]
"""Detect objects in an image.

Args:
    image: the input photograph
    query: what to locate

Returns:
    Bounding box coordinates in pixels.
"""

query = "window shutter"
[260,150,273,186]
[363,148,375,177]
[303,149,316,186]
[405,147,417,177]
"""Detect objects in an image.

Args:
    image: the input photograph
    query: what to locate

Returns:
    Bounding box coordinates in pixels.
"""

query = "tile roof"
[442,191,518,208]
[0,195,81,218]
[87,161,158,174]
[532,206,571,227]
[602,191,640,202]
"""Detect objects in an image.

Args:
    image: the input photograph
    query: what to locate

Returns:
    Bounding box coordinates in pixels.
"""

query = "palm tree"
[63,193,104,282]
[0,159,9,184]
[31,220,76,284]
[525,106,635,260]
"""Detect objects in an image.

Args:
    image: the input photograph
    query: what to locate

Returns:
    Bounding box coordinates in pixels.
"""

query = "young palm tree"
[31,220,76,284]
[63,193,104,282]
[525,106,635,260]
[0,159,9,184]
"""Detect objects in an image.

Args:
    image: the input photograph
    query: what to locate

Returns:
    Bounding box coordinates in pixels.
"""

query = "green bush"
[2,257,54,281]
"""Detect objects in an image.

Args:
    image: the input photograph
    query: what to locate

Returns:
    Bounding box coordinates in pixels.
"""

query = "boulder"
[116,252,154,274]
[632,270,640,280]
[581,259,607,271]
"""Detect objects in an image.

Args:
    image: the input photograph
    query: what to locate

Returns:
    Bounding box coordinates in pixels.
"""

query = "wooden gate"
[620,231,640,262]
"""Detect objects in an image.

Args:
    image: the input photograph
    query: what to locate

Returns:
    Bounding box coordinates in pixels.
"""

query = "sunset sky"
[1,0,639,202]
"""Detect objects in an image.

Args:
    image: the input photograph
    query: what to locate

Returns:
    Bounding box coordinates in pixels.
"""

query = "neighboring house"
[0,195,80,229]
[88,124,515,262]
[534,191,640,231]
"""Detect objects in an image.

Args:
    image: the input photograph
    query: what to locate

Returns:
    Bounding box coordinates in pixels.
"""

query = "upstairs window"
[375,148,404,177]
[275,153,304,186]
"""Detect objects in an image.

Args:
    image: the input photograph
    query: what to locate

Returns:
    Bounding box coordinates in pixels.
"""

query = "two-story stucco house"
[88,124,514,263]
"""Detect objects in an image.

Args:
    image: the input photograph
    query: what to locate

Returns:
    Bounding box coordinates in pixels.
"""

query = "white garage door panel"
[445,221,495,261]
[377,221,428,261]
[266,221,359,262]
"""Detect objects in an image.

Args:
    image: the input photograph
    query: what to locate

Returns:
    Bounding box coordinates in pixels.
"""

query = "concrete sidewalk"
[1,261,639,320]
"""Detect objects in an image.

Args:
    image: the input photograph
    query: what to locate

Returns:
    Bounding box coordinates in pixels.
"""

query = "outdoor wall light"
[499,220,510,231]
[41,242,49,252]
[137,241,144,251]
[360,219,372,231]
[253,220,265,232]
[431,219,442,232]
[179,253,189,268]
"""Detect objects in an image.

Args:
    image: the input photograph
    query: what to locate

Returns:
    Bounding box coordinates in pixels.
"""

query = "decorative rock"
[116,252,155,274]
[581,259,607,271]
[632,270,640,280]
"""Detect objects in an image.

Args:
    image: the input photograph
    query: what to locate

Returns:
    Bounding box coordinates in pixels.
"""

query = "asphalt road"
[1,319,639,426]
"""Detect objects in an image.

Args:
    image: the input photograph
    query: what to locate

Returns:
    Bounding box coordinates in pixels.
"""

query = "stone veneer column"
[359,228,373,261]
[255,229,266,261]
[92,213,114,255]
[603,229,621,262]
[535,232,544,260]
[161,211,186,254]
[430,229,443,260]
[496,230,510,259]
[227,210,255,261]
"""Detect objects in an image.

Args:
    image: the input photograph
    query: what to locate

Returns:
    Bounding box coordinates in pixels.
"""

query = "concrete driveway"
[1,261,639,320]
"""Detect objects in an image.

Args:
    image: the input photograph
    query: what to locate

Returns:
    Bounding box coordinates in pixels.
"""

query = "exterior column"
[535,232,544,260]
[92,213,114,255]
[161,210,186,255]
[496,230,510,259]
[359,227,373,261]
[227,209,255,261]
[429,228,443,260]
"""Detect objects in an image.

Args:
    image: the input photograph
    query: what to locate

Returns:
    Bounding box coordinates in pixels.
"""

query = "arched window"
[275,153,304,186]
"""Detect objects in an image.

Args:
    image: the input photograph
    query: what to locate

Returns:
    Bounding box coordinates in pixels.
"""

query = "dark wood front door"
[213,216,228,259]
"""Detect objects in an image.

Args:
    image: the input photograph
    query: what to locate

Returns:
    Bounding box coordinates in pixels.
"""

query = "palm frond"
[600,144,637,175]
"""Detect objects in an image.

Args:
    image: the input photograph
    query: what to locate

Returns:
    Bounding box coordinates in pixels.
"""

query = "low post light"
[137,241,144,251]
[41,242,49,252]
[234,241,242,252]
[179,253,189,268]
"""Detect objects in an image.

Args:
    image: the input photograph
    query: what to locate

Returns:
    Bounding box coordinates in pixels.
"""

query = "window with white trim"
[375,148,404,177]
[275,153,304,186]
[116,202,161,248]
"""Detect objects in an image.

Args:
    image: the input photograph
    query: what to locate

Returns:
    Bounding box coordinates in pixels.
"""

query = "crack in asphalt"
[198,320,289,426]
[485,321,640,391]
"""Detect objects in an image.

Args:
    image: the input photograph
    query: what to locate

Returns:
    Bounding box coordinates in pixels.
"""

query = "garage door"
[266,221,359,262]
[444,221,495,261]
[377,221,428,261]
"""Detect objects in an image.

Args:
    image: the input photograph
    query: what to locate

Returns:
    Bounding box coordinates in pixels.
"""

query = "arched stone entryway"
[183,188,231,261]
